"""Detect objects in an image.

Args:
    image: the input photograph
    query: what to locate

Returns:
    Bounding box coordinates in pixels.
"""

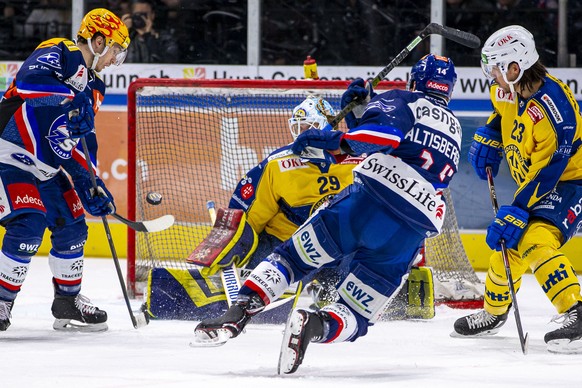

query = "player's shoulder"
[489,84,517,106]
[266,144,296,162]
[530,75,578,124]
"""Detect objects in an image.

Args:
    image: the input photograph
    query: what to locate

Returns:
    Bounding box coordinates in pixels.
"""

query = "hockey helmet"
[481,25,539,86]
[77,8,130,67]
[288,97,335,140]
[408,54,457,102]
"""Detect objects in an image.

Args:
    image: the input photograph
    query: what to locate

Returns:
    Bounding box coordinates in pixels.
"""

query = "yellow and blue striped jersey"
[229,145,363,241]
[485,75,582,210]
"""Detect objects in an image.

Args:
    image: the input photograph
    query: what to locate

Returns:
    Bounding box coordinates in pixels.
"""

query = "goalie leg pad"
[406,266,435,319]
[187,208,258,275]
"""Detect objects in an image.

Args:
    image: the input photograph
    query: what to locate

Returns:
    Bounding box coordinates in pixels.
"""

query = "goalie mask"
[288,97,335,140]
[481,25,539,89]
[408,54,457,103]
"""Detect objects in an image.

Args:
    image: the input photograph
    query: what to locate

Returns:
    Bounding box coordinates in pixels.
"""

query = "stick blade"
[142,215,175,233]
[426,23,481,48]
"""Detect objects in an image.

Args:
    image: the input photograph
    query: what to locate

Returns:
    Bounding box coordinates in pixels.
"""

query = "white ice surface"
[2,257,581,388]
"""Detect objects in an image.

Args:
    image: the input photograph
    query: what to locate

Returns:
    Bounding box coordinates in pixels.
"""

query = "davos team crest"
[45,115,78,159]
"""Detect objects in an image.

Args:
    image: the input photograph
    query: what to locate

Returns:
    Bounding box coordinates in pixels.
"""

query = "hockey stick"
[111,212,174,233]
[329,23,481,127]
[79,137,149,329]
[485,166,529,354]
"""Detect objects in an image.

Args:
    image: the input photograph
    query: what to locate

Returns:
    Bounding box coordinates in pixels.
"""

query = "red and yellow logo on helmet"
[78,8,130,50]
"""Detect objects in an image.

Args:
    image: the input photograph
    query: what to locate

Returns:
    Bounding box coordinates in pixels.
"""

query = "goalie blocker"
[187,208,258,276]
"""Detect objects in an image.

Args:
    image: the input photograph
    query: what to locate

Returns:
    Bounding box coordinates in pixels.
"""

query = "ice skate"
[545,302,582,354]
[306,279,339,310]
[52,293,108,332]
[0,299,13,331]
[191,293,264,347]
[278,309,325,374]
[452,308,509,337]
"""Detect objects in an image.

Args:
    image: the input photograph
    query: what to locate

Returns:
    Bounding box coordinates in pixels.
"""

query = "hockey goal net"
[127,78,483,308]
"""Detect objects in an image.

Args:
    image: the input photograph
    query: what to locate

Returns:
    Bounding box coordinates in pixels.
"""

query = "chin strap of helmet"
[86,37,111,70]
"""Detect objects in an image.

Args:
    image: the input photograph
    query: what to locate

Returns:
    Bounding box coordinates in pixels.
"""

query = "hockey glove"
[341,78,376,129]
[468,126,503,180]
[75,176,116,217]
[187,208,258,277]
[486,205,529,251]
[63,92,95,138]
[291,128,343,164]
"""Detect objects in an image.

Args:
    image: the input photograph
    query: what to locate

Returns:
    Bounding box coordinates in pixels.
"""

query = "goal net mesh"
[127,79,483,308]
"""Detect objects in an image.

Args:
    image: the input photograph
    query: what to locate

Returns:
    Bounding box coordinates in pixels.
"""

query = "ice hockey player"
[189,97,363,306]
[452,25,582,354]
[193,54,461,373]
[0,8,130,332]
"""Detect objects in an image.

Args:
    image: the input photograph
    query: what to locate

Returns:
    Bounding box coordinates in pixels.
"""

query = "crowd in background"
[0,0,580,67]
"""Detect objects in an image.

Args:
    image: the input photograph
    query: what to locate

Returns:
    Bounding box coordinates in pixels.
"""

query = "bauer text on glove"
[486,205,529,251]
[468,126,503,180]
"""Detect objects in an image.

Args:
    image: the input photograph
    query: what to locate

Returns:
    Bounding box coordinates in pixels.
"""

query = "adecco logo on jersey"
[426,80,449,93]
[7,183,45,212]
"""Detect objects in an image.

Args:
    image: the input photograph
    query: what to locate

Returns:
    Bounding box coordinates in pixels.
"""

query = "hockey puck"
[146,192,163,205]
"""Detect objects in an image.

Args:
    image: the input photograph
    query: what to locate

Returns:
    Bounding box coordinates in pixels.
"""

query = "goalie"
[188,97,364,304]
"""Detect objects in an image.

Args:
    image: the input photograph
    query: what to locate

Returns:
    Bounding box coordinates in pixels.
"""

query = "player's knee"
[275,216,342,276]
[50,219,88,254]
[2,213,46,258]
[319,302,365,342]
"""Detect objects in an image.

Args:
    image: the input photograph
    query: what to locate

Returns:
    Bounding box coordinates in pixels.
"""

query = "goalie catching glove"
[187,208,258,276]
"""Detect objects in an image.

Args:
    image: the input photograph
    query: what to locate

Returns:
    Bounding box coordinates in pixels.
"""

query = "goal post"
[126,78,483,312]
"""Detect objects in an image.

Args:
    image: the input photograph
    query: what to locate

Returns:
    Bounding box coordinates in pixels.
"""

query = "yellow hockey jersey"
[229,145,364,241]
[485,75,582,210]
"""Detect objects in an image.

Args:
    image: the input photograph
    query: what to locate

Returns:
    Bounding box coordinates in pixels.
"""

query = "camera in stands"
[131,12,147,29]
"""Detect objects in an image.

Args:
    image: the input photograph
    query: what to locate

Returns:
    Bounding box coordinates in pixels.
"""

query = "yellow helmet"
[77,8,130,51]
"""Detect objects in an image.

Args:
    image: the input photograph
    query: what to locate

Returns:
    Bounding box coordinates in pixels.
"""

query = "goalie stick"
[79,137,149,329]
[328,23,481,128]
[112,212,175,233]
[486,166,529,355]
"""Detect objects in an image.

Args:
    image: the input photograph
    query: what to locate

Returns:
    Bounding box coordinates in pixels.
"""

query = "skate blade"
[277,310,305,375]
[189,328,232,348]
[449,328,501,338]
[53,319,108,332]
[547,338,582,354]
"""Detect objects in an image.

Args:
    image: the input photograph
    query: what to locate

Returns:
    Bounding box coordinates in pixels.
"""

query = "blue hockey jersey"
[347,89,462,235]
[0,38,104,183]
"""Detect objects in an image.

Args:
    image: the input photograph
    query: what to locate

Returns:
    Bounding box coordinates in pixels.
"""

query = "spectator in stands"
[22,0,71,40]
[121,0,179,63]
[445,0,495,66]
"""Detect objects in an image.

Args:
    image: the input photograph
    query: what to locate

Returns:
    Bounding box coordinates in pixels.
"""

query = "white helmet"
[288,97,335,140]
[481,25,539,89]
